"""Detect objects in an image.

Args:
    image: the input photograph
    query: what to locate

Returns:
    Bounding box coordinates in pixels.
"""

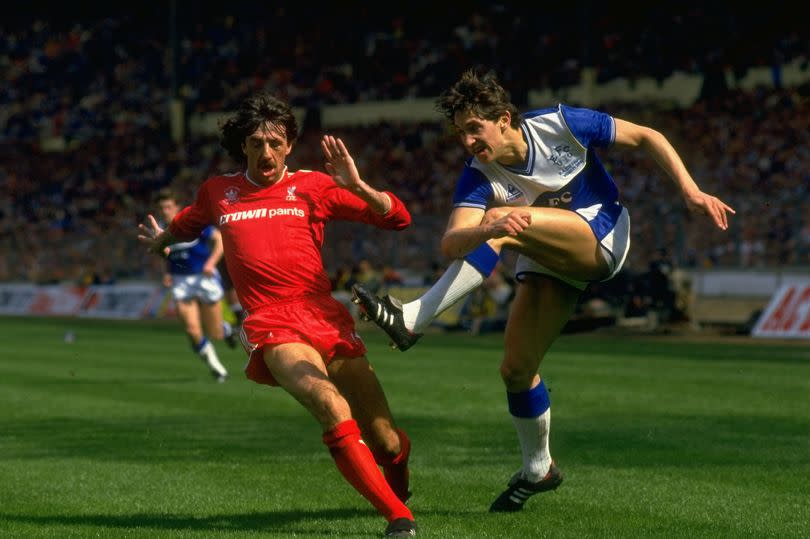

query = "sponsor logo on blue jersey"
[506,184,523,202]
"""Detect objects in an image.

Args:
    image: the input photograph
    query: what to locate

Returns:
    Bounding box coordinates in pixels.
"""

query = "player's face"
[243,122,293,185]
[453,109,509,164]
[158,199,179,222]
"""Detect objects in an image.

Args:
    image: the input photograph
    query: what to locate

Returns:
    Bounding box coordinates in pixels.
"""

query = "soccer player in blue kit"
[353,69,735,512]
[155,188,237,382]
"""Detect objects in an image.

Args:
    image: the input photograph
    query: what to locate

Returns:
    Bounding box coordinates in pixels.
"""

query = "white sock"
[402,260,485,332]
[199,341,228,377]
[511,408,552,482]
[222,321,233,338]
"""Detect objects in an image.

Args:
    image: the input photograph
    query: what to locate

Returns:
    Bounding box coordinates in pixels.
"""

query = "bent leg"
[263,343,352,428]
[328,355,399,453]
[263,344,412,522]
[356,206,603,341]
[329,355,411,501]
[487,206,608,282]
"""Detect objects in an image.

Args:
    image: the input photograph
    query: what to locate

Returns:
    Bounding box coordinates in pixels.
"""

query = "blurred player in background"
[139,93,417,537]
[155,188,237,383]
[354,69,735,513]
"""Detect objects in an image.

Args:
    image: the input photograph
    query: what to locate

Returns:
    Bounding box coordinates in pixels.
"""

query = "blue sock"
[507,381,550,418]
[464,243,499,277]
[192,336,209,354]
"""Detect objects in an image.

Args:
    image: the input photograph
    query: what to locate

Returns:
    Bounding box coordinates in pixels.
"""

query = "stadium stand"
[1,4,808,328]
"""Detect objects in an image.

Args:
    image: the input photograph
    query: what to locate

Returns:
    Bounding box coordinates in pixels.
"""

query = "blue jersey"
[166,225,216,275]
[452,104,623,242]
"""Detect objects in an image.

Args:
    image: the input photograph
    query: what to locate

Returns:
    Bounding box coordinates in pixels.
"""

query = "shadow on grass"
[1,508,375,536]
[1,507,478,535]
[29,377,200,386]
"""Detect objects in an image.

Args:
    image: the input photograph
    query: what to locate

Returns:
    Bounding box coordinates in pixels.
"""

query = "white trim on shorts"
[514,207,631,290]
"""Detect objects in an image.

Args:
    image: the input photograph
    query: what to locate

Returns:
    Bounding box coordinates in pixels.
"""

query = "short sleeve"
[560,105,615,148]
[452,164,493,209]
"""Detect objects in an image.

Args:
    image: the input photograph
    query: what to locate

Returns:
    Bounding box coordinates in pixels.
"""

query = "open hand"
[321,135,361,189]
[137,214,170,256]
[684,191,736,230]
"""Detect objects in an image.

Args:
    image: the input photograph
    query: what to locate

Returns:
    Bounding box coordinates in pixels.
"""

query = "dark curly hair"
[219,92,299,163]
[435,68,521,128]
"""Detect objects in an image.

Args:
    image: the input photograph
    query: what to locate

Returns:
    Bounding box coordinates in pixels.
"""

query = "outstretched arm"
[613,118,735,230]
[321,135,392,215]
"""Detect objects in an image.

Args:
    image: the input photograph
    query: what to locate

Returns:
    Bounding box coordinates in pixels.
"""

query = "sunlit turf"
[1,316,808,538]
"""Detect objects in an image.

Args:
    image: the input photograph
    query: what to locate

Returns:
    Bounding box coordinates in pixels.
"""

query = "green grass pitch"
[1,316,808,538]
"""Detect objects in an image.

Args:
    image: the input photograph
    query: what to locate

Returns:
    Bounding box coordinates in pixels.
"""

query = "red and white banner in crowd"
[0,283,164,319]
[752,282,810,338]
[30,285,87,316]
[78,284,162,319]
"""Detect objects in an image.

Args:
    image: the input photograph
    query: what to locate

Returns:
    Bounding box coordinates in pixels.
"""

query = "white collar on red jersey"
[244,166,289,188]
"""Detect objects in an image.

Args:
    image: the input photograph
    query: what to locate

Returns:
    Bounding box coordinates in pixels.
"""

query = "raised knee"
[483,206,509,224]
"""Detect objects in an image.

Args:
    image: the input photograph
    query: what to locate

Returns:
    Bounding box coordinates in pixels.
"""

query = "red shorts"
[239,294,367,386]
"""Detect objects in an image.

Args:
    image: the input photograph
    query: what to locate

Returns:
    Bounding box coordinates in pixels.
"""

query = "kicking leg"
[354,206,605,350]
[490,206,608,281]
[352,243,500,350]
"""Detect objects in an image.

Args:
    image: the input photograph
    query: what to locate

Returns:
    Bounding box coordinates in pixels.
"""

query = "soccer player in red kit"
[138,92,416,537]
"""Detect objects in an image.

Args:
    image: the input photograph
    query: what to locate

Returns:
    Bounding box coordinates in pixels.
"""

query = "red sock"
[372,428,411,503]
[323,420,412,522]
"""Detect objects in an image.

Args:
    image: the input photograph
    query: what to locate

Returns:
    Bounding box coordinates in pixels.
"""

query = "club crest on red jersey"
[224,186,240,204]
[285,186,297,201]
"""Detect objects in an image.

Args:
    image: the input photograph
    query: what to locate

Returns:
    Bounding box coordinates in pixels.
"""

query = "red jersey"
[168,169,410,312]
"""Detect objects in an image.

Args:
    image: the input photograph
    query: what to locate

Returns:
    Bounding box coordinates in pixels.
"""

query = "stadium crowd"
[2,5,809,298]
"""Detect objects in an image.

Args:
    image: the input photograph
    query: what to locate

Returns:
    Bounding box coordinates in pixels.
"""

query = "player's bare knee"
[482,206,509,224]
[499,360,536,389]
